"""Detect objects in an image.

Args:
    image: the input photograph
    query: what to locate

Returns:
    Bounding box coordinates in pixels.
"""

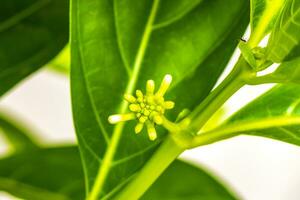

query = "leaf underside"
[267,0,300,62]
[223,84,300,146]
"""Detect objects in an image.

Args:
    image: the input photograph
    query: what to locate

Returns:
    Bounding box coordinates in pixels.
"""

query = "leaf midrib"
[86,0,161,197]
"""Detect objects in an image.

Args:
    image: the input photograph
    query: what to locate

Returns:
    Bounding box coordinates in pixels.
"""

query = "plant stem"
[115,136,184,200]
[186,58,252,132]
[189,116,300,148]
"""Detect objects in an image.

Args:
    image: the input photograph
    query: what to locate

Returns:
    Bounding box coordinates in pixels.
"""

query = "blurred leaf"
[249,0,284,46]
[71,0,249,196]
[0,0,69,96]
[49,45,70,75]
[0,148,237,200]
[266,0,300,62]
[213,84,300,146]
[142,160,237,200]
[0,146,85,200]
[0,112,39,153]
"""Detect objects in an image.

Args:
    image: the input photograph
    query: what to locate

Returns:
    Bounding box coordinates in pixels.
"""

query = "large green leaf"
[142,160,237,200]
[0,146,85,200]
[71,0,249,197]
[0,0,69,96]
[266,0,300,62]
[208,84,300,146]
[249,0,284,46]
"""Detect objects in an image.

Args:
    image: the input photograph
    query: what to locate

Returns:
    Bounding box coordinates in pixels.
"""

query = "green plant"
[1,0,300,199]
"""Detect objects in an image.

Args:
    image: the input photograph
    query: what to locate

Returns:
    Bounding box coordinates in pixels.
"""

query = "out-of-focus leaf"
[0,146,85,200]
[0,112,39,153]
[0,0,69,96]
[142,160,237,200]
[71,0,249,197]
[266,0,300,62]
[49,45,70,74]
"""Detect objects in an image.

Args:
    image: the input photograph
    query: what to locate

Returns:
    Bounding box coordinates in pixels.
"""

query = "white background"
[1,50,300,200]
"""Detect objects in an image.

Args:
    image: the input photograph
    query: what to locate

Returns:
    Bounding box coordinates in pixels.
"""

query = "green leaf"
[71,0,249,197]
[49,45,70,75]
[0,112,39,152]
[249,0,285,47]
[0,146,85,200]
[252,56,300,84]
[266,0,300,62]
[142,160,237,200]
[211,84,300,146]
[0,0,69,96]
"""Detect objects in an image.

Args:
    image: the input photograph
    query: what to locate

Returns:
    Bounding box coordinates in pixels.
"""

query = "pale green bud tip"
[135,123,144,134]
[156,74,172,97]
[146,123,157,140]
[136,90,143,98]
[164,101,175,109]
[146,80,155,95]
[153,115,163,125]
[108,113,135,124]
[129,104,141,112]
[124,94,136,103]
[139,116,147,123]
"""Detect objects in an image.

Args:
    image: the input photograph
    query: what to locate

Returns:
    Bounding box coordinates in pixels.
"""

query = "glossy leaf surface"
[71,0,249,196]
[0,0,69,96]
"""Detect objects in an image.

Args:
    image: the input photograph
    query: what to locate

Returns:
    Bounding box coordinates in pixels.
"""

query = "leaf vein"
[277,126,300,140]
[112,142,158,167]
[152,0,203,30]
[75,9,111,145]
[78,133,102,163]
[113,0,132,77]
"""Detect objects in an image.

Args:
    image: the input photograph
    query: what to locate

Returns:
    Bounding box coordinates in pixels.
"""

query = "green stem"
[115,136,184,200]
[189,116,300,148]
[186,58,252,132]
